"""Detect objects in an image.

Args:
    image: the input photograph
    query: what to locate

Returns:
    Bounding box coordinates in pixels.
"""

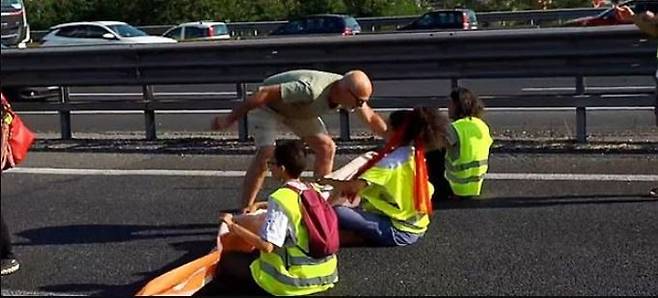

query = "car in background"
[162,21,231,41]
[398,8,478,31]
[563,0,658,26]
[269,14,361,36]
[40,21,177,46]
[1,0,29,47]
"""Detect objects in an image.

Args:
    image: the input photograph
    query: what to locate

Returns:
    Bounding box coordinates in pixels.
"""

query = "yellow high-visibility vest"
[445,117,493,196]
[250,187,338,296]
[359,146,433,235]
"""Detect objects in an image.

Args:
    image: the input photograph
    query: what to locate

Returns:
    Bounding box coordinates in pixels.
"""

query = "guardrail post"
[339,109,351,141]
[451,78,460,89]
[575,76,587,143]
[653,74,658,127]
[237,83,249,142]
[143,85,157,140]
[59,86,72,140]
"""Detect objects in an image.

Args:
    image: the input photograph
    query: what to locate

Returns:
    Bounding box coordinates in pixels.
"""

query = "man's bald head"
[342,70,373,100]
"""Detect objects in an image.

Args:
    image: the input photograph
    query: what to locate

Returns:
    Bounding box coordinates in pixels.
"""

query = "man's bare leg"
[303,133,336,178]
[239,146,275,211]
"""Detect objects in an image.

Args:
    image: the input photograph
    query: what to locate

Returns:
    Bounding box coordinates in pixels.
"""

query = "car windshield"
[1,0,22,11]
[107,24,148,37]
[212,24,228,35]
[344,17,361,30]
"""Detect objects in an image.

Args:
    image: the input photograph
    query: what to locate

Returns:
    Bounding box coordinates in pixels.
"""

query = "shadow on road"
[12,224,221,295]
[434,193,656,210]
[13,223,216,246]
[37,239,216,296]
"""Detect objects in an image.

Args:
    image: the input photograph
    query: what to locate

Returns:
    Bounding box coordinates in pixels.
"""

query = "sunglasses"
[348,89,367,109]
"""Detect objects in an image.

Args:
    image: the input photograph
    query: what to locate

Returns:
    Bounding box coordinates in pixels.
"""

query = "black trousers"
[1,212,13,259]
[195,251,268,296]
[425,149,454,202]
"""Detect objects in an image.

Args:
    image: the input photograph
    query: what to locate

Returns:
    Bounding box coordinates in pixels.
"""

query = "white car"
[162,21,231,42]
[40,21,177,46]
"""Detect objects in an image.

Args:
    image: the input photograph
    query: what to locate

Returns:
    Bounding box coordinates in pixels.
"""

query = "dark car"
[269,14,361,36]
[398,8,478,31]
[1,0,29,47]
[564,0,658,26]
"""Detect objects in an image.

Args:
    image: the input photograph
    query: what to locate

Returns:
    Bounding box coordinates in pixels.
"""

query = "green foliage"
[23,0,596,30]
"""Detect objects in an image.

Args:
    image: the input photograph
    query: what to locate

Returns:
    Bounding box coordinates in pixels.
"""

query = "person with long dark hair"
[425,87,493,201]
[318,107,448,247]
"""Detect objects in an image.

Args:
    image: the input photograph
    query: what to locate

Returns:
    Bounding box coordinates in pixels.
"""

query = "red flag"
[414,140,432,215]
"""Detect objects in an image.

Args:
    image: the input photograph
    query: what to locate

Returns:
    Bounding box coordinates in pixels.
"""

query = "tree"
[24,0,597,30]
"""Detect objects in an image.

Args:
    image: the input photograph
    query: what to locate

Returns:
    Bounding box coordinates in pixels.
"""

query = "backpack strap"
[285,181,316,194]
[283,182,317,258]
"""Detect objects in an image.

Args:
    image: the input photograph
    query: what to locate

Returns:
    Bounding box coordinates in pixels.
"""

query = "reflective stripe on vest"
[445,159,488,172]
[445,117,492,196]
[359,146,431,234]
[273,246,335,266]
[251,187,338,295]
[258,260,338,288]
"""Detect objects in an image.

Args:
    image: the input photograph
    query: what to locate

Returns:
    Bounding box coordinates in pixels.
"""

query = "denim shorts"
[333,206,422,247]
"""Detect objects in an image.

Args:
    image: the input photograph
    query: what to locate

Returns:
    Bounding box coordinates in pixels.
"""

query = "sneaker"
[1,258,20,275]
[650,188,658,198]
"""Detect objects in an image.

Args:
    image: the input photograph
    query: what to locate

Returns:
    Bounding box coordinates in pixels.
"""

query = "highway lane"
[1,152,657,296]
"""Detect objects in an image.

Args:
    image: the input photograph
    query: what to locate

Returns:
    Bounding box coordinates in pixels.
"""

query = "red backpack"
[286,183,339,259]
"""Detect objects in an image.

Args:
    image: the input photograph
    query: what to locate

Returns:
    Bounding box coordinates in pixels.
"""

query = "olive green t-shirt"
[262,69,343,119]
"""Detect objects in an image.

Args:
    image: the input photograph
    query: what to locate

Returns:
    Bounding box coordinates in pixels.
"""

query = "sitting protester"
[426,87,493,201]
[318,107,448,247]
[216,140,338,296]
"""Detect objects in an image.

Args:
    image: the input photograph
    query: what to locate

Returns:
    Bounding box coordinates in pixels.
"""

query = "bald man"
[213,69,387,211]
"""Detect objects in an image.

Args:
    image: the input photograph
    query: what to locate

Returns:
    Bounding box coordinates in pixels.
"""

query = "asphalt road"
[1,152,657,296]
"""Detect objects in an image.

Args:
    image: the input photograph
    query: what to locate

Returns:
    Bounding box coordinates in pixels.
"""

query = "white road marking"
[522,86,653,92]
[1,289,86,296]
[5,167,658,181]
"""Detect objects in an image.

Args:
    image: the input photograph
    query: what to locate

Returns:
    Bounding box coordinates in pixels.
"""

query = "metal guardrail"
[30,7,605,41]
[1,25,656,143]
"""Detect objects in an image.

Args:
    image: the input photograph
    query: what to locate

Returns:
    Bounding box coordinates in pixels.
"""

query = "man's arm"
[355,104,388,138]
[213,85,282,130]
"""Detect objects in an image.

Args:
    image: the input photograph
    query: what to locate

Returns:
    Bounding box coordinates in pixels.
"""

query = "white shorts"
[250,107,328,147]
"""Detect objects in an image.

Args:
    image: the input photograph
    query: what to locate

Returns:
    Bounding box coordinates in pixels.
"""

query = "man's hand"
[211,116,232,131]
[219,213,234,225]
[614,4,635,22]
[241,201,267,214]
